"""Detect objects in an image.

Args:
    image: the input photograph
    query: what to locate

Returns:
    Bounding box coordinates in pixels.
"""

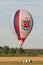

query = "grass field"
[0,61,43,65]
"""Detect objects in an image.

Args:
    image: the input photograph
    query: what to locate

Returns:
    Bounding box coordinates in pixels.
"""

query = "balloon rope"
[20,43,23,48]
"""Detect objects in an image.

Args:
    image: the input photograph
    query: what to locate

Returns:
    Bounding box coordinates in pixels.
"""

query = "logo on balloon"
[21,18,31,30]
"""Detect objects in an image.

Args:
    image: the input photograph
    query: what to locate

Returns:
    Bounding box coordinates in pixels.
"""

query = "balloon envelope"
[10,9,33,44]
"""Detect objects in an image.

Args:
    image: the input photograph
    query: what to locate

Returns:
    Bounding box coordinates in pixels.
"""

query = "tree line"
[0,46,43,57]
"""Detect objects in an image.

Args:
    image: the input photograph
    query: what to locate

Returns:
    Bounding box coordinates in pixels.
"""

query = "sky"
[0,0,43,49]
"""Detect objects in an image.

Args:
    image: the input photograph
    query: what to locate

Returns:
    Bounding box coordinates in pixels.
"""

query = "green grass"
[0,61,43,65]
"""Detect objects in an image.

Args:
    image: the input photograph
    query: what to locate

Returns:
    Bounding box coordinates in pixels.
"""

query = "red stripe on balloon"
[16,10,20,37]
[18,37,25,44]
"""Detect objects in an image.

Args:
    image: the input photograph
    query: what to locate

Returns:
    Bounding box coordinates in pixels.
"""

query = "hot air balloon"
[10,9,33,46]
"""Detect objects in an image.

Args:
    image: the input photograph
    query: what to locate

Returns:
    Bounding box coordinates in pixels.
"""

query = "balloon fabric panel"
[14,10,20,37]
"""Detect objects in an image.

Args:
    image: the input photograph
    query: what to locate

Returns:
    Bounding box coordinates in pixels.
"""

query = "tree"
[3,46,9,54]
[9,48,16,54]
[0,46,3,54]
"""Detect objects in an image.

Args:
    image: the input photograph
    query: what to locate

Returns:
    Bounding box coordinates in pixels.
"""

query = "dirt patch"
[0,57,43,62]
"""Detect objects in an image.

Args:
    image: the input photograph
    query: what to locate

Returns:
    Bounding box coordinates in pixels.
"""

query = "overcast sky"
[0,0,43,49]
